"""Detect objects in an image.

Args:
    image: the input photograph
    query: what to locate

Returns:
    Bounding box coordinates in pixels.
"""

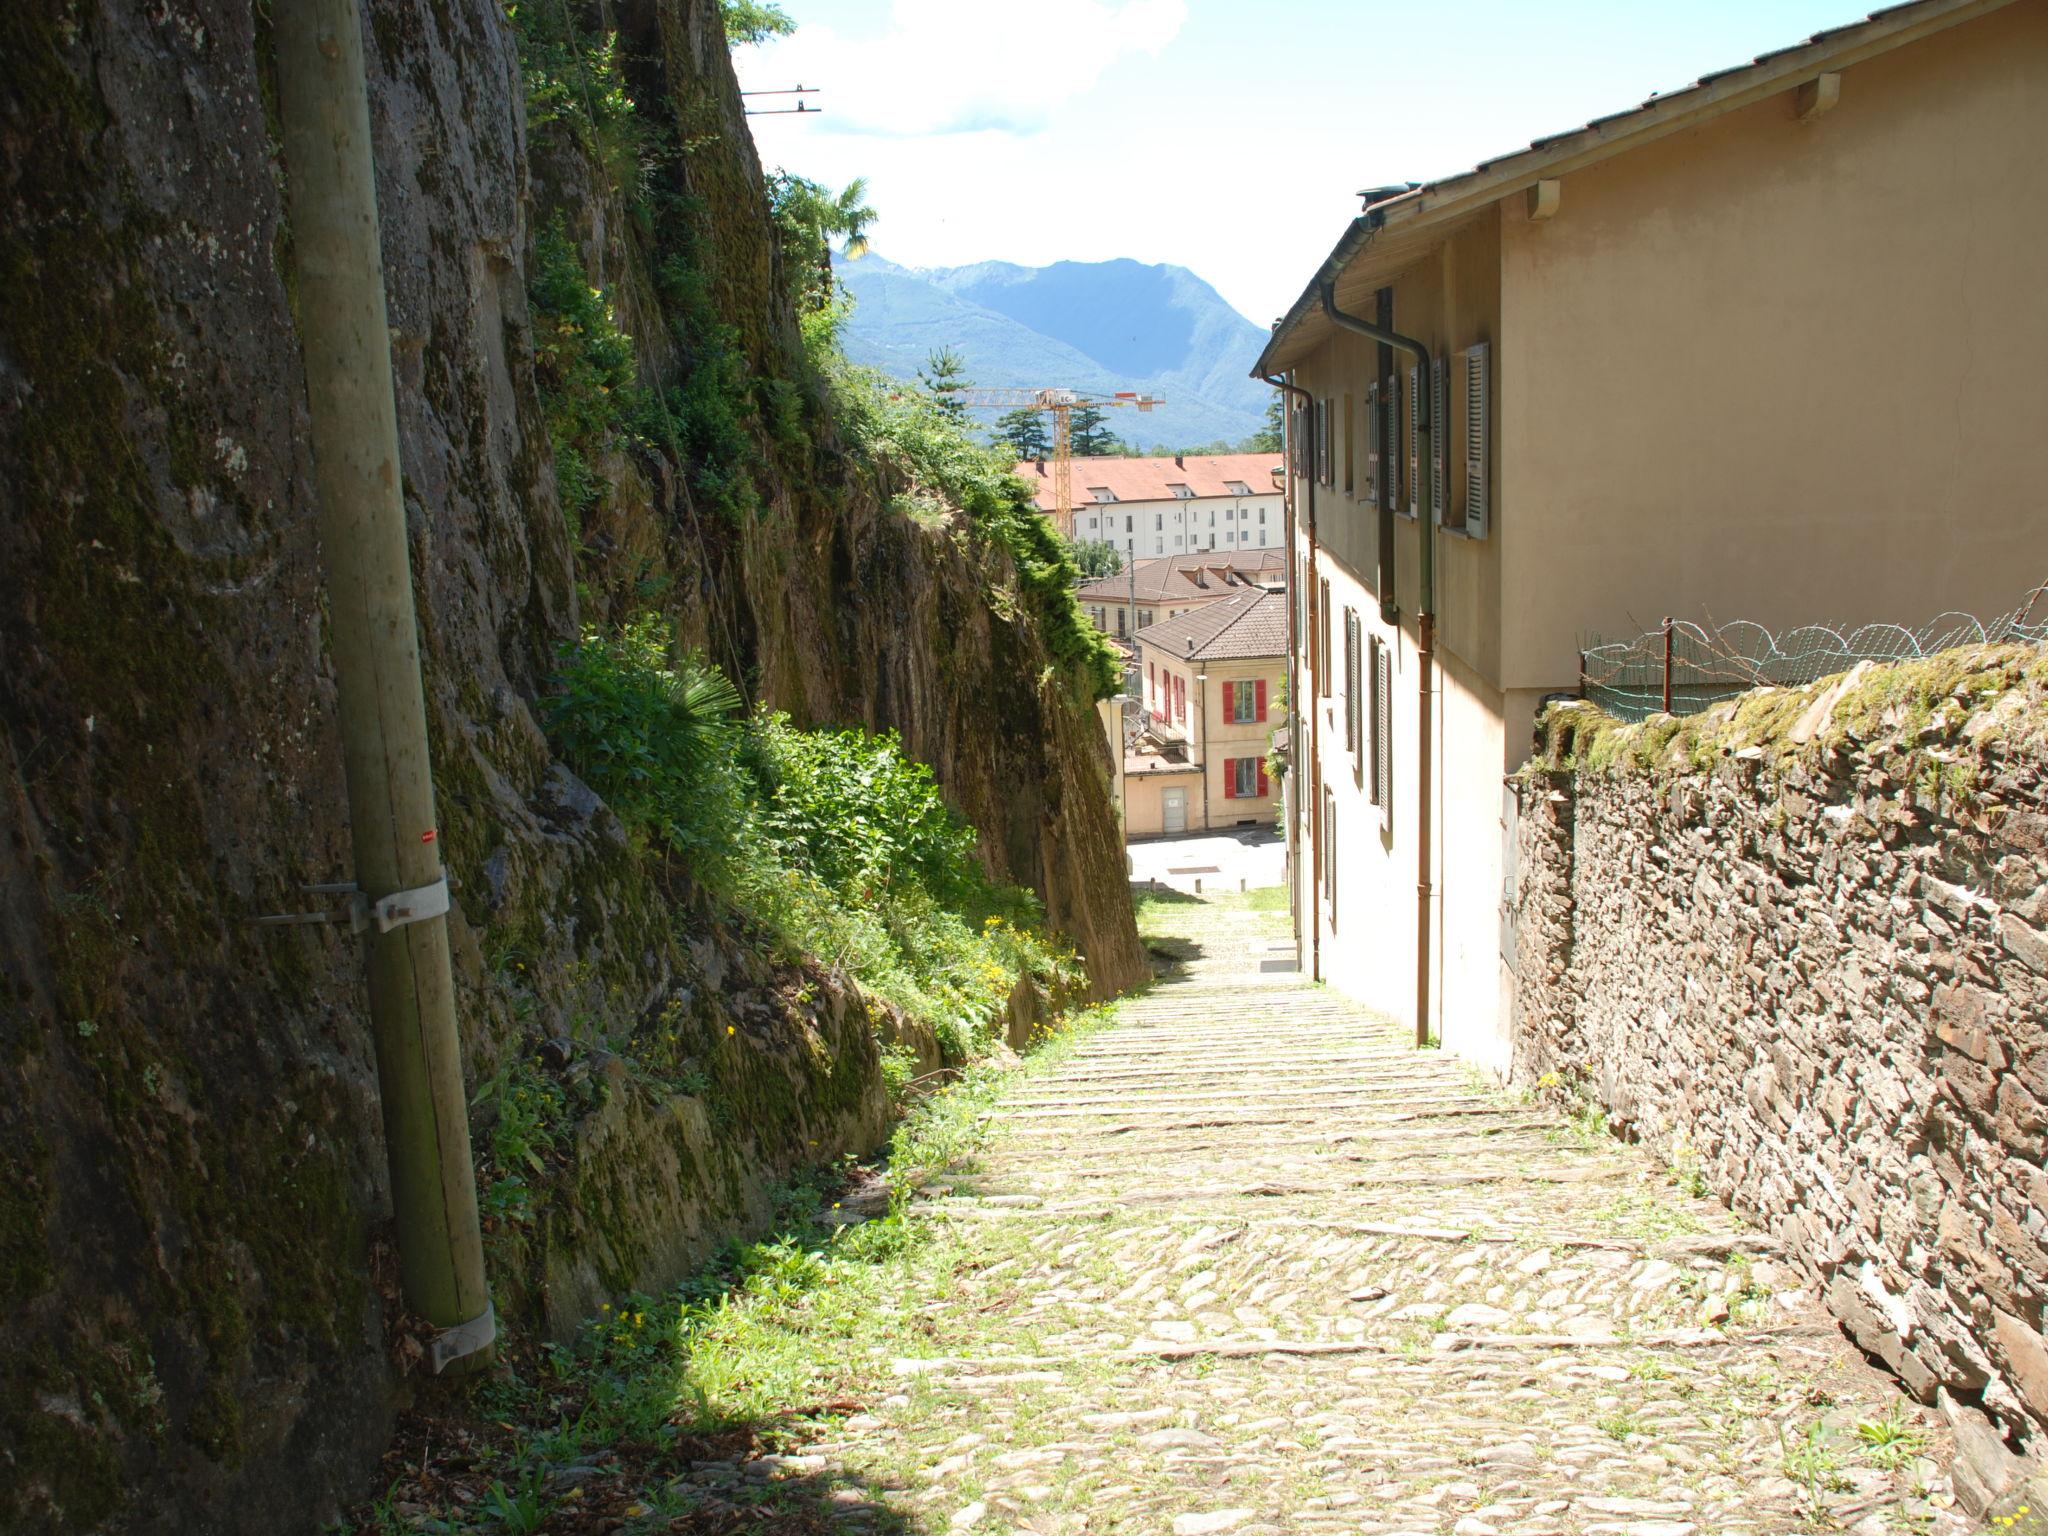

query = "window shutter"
[1464,343,1490,538]
[1430,356,1448,525]
[1376,640,1394,833]
[1255,679,1267,722]
[1364,381,1380,505]
[1258,760,1270,798]
[1407,364,1421,519]
[1341,393,1354,495]
[1345,609,1361,768]
[1223,759,1237,799]
[1384,374,1400,513]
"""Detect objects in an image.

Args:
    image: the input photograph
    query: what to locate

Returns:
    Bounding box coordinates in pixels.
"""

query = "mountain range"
[837,253,1275,449]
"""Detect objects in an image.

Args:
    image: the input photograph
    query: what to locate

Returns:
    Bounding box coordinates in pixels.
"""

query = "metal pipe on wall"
[275,0,493,1372]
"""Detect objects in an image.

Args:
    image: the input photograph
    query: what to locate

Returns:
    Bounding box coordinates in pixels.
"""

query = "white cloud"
[737,0,1189,136]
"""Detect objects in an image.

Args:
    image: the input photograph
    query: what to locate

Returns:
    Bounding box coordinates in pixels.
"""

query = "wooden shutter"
[1384,374,1400,514]
[1407,364,1421,519]
[1255,679,1268,722]
[1363,381,1380,505]
[1376,639,1393,834]
[1341,393,1354,495]
[1345,609,1362,777]
[1464,343,1490,538]
[1223,758,1237,799]
[1257,760,1270,798]
[1430,356,1448,525]
[1366,634,1382,806]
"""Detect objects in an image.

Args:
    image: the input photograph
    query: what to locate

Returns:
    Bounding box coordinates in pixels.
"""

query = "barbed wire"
[1579,584,2048,722]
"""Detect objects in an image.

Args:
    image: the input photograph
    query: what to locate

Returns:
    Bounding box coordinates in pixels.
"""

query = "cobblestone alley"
[771,893,1971,1534]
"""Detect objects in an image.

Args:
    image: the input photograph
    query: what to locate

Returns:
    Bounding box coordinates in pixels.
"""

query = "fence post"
[1661,616,1674,714]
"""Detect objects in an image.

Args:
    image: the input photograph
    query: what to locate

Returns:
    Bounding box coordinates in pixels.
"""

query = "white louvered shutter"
[1384,374,1400,514]
[1430,356,1448,525]
[1375,639,1393,832]
[1464,343,1490,538]
[1363,381,1380,506]
[1407,365,1421,519]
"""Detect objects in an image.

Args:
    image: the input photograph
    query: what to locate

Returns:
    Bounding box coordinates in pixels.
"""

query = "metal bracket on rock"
[252,870,449,935]
[427,1301,496,1374]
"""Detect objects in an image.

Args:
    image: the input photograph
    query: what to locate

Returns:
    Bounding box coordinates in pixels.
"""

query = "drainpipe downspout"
[1319,280,1436,1051]
[277,0,493,1370]
[1261,370,1315,980]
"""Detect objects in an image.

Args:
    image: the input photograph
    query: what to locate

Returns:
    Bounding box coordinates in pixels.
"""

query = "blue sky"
[736,0,1877,324]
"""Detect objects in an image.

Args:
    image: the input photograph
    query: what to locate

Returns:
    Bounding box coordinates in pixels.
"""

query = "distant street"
[1128,827,1286,896]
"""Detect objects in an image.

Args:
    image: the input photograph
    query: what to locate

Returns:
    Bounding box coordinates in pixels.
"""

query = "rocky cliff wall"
[0,2,1141,1531]
[1509,647,2048,1501]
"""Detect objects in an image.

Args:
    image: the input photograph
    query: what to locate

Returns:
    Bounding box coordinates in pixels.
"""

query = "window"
[1155,513,1163,531]
[1148,662,1158,719]
[1168,483,1193,499]
[1224,757,1264,799]
[1087,516,1098,531]
[1090,487,1117,502]
[1155,539,1164,554]
[1125,515,1133,533]
[1226,679,1266,724]
[1174,535,1183,547]
[1342,391,1355,495]
[1259,507,1267,523]
[1225,481,1252,495]
[1116,608,1127,637]
[1316,398,1333,487]
[1175,674,1187,725]
[1141,609,1153,627]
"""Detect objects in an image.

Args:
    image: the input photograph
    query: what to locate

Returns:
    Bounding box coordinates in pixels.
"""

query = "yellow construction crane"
[951,388,1162,537]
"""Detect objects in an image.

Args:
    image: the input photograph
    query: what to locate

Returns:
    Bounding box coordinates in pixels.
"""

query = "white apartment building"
[1015,453,1284,561]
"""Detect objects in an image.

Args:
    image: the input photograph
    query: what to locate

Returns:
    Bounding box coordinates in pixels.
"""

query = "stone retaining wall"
[1509,646,2048,1477]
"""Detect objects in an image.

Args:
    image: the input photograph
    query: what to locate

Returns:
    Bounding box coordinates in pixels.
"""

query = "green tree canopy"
[1069,539,1124,578]
[767,173,875,315]
[919,346,972,425]
[721,0,795,45]
[995,407,1051,461]
[1068,403,1117,456]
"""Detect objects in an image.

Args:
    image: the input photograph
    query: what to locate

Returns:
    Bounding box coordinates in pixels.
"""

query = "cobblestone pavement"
[775,896,1970,1535]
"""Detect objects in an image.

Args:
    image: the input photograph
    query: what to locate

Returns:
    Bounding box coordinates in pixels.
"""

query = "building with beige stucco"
[1257,0,2048,1076]
[1123,590,1286,838]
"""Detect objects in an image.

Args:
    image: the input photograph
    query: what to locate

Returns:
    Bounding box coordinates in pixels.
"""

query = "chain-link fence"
[1579,587,2048,722]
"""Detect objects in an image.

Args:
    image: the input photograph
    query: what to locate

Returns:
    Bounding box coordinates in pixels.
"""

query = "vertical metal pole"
[1662,616,1675,714]
[275,0,493,1371]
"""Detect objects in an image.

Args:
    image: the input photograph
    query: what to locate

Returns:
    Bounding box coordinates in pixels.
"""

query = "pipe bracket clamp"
[427,1300,496,1374]
[373,871,449,933]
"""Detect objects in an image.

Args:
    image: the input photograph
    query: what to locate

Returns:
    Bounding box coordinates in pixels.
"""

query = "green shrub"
[539,619,1081,1049]
[539,614,748,873]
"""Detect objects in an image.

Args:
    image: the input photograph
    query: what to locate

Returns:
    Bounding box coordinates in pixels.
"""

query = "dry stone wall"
[1510,647,2048,1472]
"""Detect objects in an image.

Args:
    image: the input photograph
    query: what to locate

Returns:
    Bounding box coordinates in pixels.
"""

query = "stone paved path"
[788,894,1969,1535]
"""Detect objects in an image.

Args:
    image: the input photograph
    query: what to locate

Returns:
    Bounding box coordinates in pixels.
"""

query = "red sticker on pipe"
[421,828,437,843]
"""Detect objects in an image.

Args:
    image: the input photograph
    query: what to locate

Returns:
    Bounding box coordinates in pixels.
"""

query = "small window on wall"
[1322,788,1337,923]
[1318,579,1332,696]
[1224,756,1268,799]
[1344,608,1362,773]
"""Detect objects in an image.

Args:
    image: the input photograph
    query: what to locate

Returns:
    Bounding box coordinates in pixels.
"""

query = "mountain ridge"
[839,252,1273,448]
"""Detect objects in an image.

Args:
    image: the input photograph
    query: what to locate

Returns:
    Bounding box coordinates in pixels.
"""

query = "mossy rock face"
[2,0,1137,1529]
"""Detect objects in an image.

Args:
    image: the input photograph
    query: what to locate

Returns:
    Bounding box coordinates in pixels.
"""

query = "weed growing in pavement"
[1598,1408,1644,1441]
[1854,1400,1928,1470]
[1781,1418,1853,1523]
